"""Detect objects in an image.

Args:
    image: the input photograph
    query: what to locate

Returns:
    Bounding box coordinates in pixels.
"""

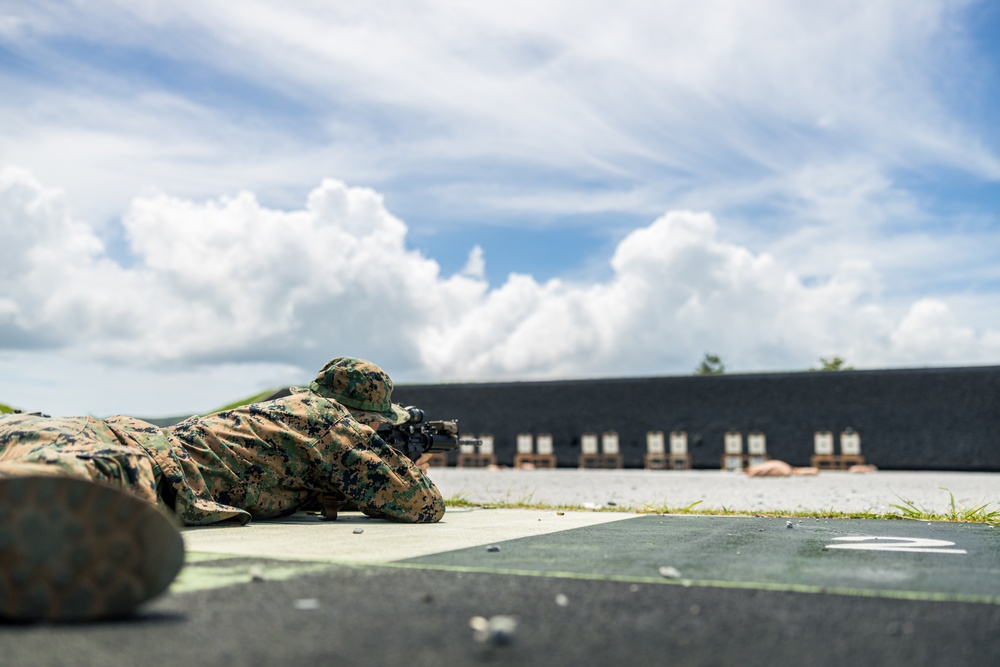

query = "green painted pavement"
[399,514,1000,604]
[171,553,342,593]
[176,511,999,604]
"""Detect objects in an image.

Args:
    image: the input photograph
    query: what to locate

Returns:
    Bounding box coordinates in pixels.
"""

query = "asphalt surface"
[2,470,999,667]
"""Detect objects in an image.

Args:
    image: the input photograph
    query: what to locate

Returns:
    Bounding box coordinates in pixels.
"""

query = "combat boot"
[0,475,185,622]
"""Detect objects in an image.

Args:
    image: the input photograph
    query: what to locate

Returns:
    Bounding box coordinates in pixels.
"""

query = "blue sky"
[1,1,1000,417]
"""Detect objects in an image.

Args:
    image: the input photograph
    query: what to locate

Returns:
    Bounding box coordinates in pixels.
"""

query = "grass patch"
[445,490,477,508]
[890,488,1000,526]
[641,499,705,514]
[444,489,1000,526]
[0,402,17,414]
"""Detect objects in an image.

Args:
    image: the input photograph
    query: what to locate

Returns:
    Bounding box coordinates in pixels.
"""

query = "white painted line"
[825,536,967,554]
[182,508,638,563]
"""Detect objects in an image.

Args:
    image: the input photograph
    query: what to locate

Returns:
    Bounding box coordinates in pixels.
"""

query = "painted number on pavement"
[825,536,967,555]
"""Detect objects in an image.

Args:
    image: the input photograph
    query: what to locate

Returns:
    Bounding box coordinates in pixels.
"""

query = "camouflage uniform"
[0,357,445,526]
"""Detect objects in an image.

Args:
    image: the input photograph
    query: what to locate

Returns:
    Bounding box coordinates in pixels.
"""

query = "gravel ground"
[427,468,1000,515]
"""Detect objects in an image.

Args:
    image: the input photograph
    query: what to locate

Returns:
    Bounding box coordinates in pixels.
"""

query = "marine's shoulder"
[103,415,164,433]
[218,387,354,429]
[273,390,378,438]
[260,387,345,414]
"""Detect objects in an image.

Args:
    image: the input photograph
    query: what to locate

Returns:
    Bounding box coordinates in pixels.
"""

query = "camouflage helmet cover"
[309,357,410,426]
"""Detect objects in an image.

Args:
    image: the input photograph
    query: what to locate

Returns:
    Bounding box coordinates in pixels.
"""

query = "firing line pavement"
[176,506,1000,606]
[5,469,1000,667]
[175,468,1000,601]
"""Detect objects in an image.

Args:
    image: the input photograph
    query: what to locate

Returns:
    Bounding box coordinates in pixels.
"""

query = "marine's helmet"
[310,357,410,426]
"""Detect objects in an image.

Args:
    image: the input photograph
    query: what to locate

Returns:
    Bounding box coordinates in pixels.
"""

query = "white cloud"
[3,3,998,417]
[889,298,1000,363]
[0,167,127,348]
[4,166,996,419]
[425,211,901,378]
[4,1,995,329]
[3,0,998,230]
[0,167,488,373]
[460,245,486,279]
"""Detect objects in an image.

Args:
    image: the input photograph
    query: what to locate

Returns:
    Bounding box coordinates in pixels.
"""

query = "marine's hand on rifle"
[415,453,433,472]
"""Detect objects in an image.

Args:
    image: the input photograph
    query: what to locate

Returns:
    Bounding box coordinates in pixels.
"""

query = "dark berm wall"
[392,366,1000,472]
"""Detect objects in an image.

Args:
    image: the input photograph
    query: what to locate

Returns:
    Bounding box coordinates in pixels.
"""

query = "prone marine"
[0,356,444,622]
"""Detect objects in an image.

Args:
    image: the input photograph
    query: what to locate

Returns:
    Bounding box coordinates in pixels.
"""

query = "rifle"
[377,406,481,463]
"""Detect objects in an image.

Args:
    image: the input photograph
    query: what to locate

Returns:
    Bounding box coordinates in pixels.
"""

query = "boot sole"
[0,475,185,622]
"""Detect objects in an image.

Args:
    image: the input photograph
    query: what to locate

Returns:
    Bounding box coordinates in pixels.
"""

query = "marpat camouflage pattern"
[0,358,445,525]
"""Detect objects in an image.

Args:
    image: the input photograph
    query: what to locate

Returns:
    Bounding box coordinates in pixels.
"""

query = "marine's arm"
[315,419,445,523]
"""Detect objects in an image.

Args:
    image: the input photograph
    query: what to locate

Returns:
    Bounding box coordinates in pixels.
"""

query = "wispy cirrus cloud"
[3,1,998,224]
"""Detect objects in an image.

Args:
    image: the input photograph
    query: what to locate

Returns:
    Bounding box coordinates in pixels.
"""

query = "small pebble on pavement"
[470,615,518,645]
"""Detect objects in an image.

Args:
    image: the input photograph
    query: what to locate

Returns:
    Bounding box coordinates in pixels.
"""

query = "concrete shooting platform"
[2,470,999,666]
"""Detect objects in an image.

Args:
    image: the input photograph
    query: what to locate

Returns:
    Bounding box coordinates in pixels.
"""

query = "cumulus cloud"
[0,167,129,349]
[422,211,904,378]
[888,299,1000,364]
[2,166,998,392]
[0,167,491,375]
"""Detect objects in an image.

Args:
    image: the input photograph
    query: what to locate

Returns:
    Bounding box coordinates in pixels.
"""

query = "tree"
[695,353,725,375]
[815,356,853,371]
